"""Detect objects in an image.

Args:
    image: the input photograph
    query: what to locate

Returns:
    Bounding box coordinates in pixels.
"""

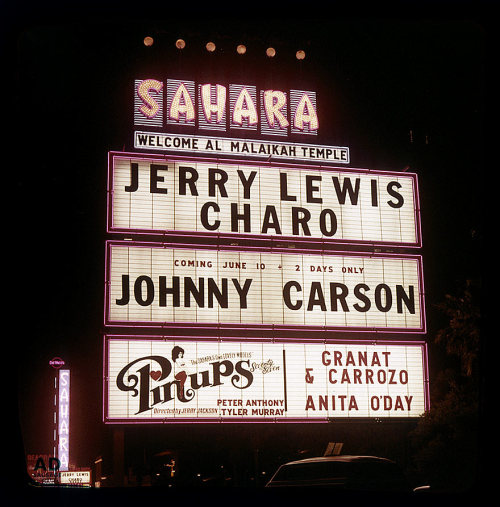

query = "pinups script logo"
[116,346,254,414]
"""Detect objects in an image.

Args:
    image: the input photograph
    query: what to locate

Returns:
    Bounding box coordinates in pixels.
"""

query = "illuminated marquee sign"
[60,470,91,486]
[134,78,319,136]
[58,369,70,471]
[105,241,425,332]
[108,153,420,247]
[104,336,429,422]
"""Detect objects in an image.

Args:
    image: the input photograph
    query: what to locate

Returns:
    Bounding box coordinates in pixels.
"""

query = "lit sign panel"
[105,241,425,333]
[104,336,429,422]
[60,470,91,486]
[134,78,318,136]
[133,133,349,163]
[58,369,70,471]
[108,153,420,247]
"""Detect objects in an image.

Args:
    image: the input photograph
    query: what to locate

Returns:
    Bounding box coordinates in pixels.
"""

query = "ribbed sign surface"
[108,153,421,247]
[105,242,425,332]
[104,337,428,422]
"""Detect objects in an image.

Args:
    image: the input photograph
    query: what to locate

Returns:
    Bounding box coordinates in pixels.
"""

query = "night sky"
[10,0,486,493]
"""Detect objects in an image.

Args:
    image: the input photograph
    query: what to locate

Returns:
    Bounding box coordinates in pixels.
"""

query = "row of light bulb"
[143,37,306,60]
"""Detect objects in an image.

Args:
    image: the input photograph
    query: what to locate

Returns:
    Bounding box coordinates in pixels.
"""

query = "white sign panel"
[133,134,348,163]
[104,337,428,422]
[105,242,425,332]
[108,152,420,247]
[60,471,91,485]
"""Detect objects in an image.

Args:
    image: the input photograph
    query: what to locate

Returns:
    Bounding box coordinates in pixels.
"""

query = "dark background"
[8,0,486,502]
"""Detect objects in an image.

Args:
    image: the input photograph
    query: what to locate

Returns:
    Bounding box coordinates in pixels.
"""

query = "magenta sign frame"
[104,240,426,334]
[107,151,422,249]
[103,334,430,424]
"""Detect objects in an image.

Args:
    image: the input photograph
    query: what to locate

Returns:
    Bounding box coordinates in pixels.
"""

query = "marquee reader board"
[107,152,422,248]
[103,335,429,423]
[104,241,425,333]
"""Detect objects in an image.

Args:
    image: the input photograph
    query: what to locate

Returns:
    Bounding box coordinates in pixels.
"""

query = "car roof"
[281,456,395,466]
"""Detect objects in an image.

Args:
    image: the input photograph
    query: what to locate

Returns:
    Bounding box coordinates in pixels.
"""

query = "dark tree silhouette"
[409,279,481,493]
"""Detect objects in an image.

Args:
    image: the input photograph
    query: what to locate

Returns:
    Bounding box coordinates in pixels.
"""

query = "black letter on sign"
[134,276,155,306]
[150,164,168,194]
[375,284,392,312]
[319,209,337,237]
[332,176,360,205]
[280,173,297,201]
[125,163,139,192]
[237,170,257,199]
[209,168,228,197]
[306,175,322,203]
[179,166,199,196]
[330,283,349,311]
[387,181,404,208]
[116,355,172,414]
[116,275,130,305]
[231,203,251,232]
[283,281,302,310]
[200,202,221,231]
[292,207,311,236]
[353,283,371,312]
[396,285,415,314]
[261,205,282,234]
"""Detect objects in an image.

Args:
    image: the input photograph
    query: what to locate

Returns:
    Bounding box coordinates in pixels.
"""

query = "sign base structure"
[103,336,429,424]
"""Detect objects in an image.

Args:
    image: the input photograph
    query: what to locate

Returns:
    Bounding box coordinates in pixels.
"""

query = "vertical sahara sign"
[104,336,429,422]
[105,241,425,333]
[58,369,70,471]
[107,153,421,248]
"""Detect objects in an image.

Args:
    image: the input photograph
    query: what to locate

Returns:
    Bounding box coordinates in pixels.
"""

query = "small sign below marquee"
[133,132,350,163]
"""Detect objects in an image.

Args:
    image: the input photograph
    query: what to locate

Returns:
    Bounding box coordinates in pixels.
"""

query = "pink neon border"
[106,151,422,249]
[103,239,426,334]
[102,334,430,424]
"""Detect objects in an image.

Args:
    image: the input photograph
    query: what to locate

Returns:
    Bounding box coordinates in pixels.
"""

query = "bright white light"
[106,338,428,421]
[58,370,70,471]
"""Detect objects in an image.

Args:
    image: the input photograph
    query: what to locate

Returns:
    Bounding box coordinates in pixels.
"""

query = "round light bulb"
[143,36,154,47]
[206,41,216,52]
[266,47,276,58]
[175,39,186,49]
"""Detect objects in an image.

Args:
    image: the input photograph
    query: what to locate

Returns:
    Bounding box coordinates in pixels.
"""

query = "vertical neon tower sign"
[58,369,70,471]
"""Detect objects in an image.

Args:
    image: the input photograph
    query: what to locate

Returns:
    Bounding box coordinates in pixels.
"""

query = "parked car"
[265,455,412,492]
